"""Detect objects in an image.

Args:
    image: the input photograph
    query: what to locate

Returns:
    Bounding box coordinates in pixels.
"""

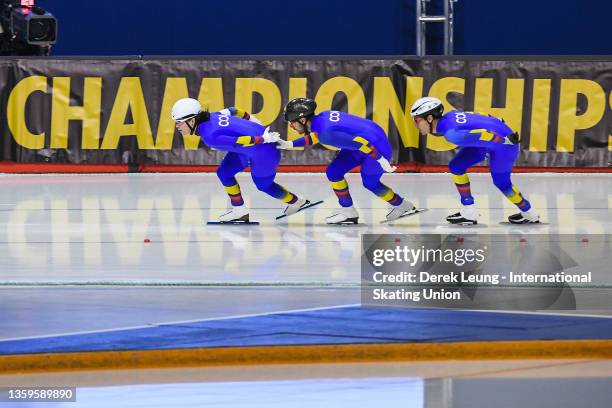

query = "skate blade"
[380,208,427,224]
[276,200,324,220]
[449,220,478,226]
[208,214,257,225]
[500,221,546,225]
[447,215,478,225]
[207,221,260,225]
[326,217,359,225]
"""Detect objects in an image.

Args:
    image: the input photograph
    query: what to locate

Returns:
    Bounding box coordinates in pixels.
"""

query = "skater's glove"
[377,157,397,173]
[248,115,262,125]
[276,139,294,149]
[262,127,281,143]
[503,131,520,145]
[217,108,261,124]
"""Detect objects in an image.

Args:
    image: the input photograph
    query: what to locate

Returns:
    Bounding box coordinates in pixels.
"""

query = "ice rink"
[1,172,610,285]
[0,172,610,407]
[0,172,610,334]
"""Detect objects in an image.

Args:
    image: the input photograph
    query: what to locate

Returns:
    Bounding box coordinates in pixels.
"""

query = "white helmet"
[410,96,444,118]
[171,98,202,122]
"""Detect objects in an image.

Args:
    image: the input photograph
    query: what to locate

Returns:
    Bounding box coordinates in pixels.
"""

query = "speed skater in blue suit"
[171,98,314,223]
[277,98,421,224]
[410,96,540,225]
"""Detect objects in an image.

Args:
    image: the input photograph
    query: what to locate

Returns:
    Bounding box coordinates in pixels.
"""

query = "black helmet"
[284,98,317,122]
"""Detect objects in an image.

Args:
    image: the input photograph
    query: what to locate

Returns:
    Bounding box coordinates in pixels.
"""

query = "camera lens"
[29,18,56,42]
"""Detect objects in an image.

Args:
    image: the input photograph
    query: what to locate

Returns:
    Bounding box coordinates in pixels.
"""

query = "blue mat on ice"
[2,307,612,355]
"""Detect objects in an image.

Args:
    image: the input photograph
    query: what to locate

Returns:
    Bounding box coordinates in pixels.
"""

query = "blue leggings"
[326,149,403,207]
[216,146,296,205]
[448,145,531,211]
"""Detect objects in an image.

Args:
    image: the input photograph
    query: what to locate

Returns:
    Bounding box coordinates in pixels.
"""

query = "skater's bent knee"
[491,173,512,191]
[216,168,233,183]
[326,166,346,181]
[449,161,468,175]
[362,180,381,192]
[252,177,273,192]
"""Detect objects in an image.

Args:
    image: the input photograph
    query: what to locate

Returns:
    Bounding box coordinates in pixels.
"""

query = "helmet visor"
[174,113,197,123]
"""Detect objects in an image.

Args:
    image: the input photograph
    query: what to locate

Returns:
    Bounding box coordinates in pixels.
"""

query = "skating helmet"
[410,97,444,118]
[284,98,317,122]
[171,98,202,122]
